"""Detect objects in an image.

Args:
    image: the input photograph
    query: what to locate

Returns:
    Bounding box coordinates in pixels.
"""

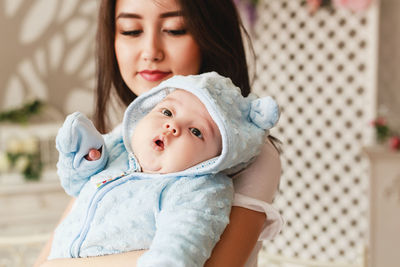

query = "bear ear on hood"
[249,96,280,130]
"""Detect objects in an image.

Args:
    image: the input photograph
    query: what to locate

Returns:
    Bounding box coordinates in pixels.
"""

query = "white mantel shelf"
[364,145,400,158]
[363,146,400,267]
[0,178,62,196]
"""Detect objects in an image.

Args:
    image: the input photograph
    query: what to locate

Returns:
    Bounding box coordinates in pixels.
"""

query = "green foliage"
[0,100,44,180]
[372,117,400,151]
[6,151,42,181]
[22,154,43,181]
[375,124,390,143]
[0,100,43,124]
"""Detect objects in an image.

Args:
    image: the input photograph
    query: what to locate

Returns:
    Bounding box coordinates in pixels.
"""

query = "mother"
[35,0,282,266]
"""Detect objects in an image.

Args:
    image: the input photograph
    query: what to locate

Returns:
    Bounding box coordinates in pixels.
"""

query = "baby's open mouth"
[152,136,165,151]
[155,139,164,149]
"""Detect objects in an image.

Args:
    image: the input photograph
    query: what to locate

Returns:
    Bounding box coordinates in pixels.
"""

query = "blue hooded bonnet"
[122,72,279,177]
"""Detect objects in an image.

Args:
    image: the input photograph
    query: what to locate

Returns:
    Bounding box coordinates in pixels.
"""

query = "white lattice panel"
[251,0,378,263]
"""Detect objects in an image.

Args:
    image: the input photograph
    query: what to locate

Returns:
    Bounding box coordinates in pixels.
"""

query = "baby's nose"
[164,122,179,136]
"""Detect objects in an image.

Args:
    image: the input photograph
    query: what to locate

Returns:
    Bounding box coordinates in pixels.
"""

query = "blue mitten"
[56,112,108,196]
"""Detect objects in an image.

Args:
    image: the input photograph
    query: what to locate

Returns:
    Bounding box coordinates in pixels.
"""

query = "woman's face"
[115,0,202,96]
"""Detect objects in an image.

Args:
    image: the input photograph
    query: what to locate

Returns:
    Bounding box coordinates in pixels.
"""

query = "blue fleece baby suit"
[49,72,280,266]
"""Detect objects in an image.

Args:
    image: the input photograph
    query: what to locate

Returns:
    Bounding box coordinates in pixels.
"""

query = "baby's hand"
[56,112,105,168]
[56,112,108,196]
[85,148,102,161]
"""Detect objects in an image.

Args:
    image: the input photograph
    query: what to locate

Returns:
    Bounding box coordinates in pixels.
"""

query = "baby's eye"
[162,109,172,117]
[190,128,203,139]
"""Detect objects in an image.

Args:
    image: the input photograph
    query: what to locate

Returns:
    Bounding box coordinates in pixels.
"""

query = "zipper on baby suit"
[68,171,169,257]
[69,172,130,257]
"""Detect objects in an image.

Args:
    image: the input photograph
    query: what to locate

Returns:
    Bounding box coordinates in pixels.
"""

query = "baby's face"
[131,90,222,174]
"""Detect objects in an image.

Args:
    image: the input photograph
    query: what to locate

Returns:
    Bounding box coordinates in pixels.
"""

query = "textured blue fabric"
[50,72,279,266]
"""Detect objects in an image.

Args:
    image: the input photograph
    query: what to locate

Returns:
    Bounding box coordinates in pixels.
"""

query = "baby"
[49,72,280,266]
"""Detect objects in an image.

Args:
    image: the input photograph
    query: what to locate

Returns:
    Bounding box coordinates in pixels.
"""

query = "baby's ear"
[249,96,280,130]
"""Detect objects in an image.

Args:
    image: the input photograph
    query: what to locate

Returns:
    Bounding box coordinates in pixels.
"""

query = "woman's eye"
[190,128,203,139]
[121,30,142,36]
[162,109,172,117]
[164,29,187,36]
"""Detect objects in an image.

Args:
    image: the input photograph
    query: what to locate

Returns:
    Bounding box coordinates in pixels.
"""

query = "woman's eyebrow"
[116,10,182,20]
[159,10,183,18]
[116,12,141,20]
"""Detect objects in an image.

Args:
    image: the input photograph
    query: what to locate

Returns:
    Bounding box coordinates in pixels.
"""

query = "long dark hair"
[94,0,254,133]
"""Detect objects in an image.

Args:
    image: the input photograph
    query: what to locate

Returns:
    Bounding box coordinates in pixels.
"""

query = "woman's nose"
[164,122,180,136]
[141,32,164,62]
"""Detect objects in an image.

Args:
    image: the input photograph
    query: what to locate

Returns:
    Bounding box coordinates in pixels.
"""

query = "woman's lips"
[139,70,171,82]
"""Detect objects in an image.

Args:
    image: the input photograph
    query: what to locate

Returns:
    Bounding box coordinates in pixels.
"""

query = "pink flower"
[234,0,258,29]
[307,0,322,14]
[332,0,372,12]
[371,117,386,127]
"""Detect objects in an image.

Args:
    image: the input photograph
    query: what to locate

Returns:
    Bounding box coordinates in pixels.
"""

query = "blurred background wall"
[0,0,98,117]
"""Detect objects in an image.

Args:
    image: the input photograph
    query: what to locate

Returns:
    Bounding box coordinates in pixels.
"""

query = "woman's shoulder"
[232,138,282,203]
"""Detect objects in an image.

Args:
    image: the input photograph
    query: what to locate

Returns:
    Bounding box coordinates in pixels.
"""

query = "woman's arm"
[205,206,265,267]
[206,139,282,267]
[34,197,146,267]
[35,203,265,267]
[39,251,145,267]
[35,209,264,267]
[33,198,76,267]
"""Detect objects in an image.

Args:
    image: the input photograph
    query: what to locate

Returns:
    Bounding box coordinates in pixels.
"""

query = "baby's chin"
[138,156,195,174]
[136,157,159,173]
[140,164,162,174]
[140,163,182,174]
